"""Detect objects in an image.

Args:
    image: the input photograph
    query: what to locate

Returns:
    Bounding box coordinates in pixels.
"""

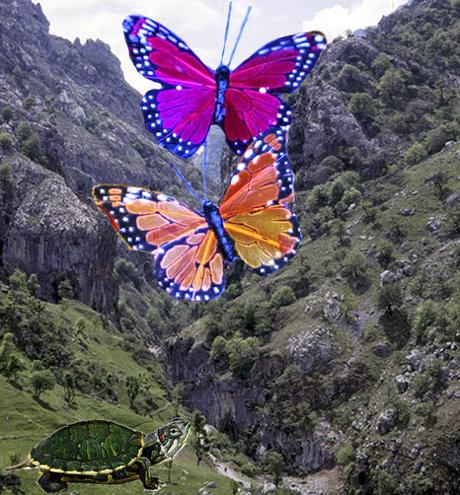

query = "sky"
[36,0,408,93]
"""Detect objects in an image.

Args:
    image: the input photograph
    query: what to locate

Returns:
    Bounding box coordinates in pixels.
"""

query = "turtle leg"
[37,472,68,493]
[136,457,162,491]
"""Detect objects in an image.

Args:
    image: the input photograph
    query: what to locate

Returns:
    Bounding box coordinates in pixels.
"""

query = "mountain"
[0,0,459,494]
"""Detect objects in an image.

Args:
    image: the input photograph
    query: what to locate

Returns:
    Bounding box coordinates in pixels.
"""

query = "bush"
[1,106,13,122]
[210,335,227,361]
[225,336,260,378]
[20,135,41,161]
[57,279,74,300]
[336,442,355,466]
[361,201,377,224]
[270,286,296,309]
[425,125,456,155]
[16,122,32,142]
[114,258,141,286]
[376,240,394,267]
[414,300,441,342]
[349,93,377,124]
[376,283,403,315]
[23,97,35,110]
[404,142,428,165]
[372,53,393,78]
[0,132,13,150]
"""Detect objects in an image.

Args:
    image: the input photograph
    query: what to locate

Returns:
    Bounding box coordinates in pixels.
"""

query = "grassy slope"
[0,300,236,495]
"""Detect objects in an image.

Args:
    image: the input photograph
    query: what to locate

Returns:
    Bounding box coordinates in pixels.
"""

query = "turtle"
[6,417,191,493]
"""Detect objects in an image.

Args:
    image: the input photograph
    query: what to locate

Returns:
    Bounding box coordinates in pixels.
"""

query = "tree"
[74,318,86,339]
[63,373,76,405]
[126,375,141,410]
[192,411,209,466]
[424,172,450,200]
[379,68,408,104]
[57,279,74,300]
[27,274,40,297]
[225,336,259,378]
[0,333,16,371]
[170,384,183,416]
[5,354,26,383]
[264,451,285,487]
[270,286,296,309]
[404,142,428,166]
[166,459,173,484]
[376,283,403,316]
[31,370,56,400]
[376,240,394,267]
[349,93,377,124]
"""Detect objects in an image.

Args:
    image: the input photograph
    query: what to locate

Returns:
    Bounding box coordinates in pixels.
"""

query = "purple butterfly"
[123,11,326,158]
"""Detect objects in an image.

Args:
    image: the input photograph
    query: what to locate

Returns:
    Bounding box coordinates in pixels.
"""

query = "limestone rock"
[376,408,398,435]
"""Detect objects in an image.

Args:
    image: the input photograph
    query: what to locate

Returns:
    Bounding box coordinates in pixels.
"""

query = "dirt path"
[208,454,252,489]
[209,454,340,495]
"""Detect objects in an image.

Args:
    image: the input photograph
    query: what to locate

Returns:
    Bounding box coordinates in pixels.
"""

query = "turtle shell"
[30,420,144,475]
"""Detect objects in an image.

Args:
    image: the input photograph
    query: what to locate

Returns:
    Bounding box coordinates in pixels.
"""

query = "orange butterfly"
[92,129,300,301]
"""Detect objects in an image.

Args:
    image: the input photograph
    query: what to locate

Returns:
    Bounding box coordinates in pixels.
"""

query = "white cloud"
[303,0,408,41]
[36,0,409,93]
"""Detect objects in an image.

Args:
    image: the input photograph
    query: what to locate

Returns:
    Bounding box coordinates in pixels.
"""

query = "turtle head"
[144,418,191,464]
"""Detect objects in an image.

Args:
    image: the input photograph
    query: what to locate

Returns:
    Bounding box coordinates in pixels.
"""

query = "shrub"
[20,135,41,161]
[372,53,393,78]
[404,142,428,165]
[379,68,409,104]
[225,336,260,378]
[349,93,377,124]
[376,283,403,315]
[16,122,32,142]
[1,106,13,122]
[376,240,394,267]
[361,201,377,224]
[414,300,441,342]
[23,97,35,110]
[270,286,296,309]
[425,125,456,155]
[210,335,227,361]
[336,442,355,466]
[114,258,141,286]
[57,279,74,300]
[0,132,13,150]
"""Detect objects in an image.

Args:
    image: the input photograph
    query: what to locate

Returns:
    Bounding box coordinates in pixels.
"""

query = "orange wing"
[219,129,294,219]
[154,229,225,301]
[92,185,206,252]
[219,129,300,274]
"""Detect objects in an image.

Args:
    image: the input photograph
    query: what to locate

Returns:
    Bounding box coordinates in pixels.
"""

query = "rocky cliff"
[0,0,189,313]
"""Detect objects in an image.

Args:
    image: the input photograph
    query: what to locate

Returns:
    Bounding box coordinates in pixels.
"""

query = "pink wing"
[124,15,216,157]
[222,31,326,154]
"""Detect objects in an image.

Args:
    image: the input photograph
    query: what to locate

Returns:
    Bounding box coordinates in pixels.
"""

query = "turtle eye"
[159,434,166,443]
[169,427,181,437]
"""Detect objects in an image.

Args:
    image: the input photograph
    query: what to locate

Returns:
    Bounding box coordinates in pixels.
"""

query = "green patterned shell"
[30,420,144,474]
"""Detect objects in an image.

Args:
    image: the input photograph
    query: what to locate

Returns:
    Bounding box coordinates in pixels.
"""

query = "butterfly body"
[214,65,231,124]
[202,200,237,263]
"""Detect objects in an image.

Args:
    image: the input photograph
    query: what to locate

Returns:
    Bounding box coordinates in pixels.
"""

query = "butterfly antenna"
[169,162,203,203]
[203,141,209,200]
[220,1,233,65]
[227,5,252,67]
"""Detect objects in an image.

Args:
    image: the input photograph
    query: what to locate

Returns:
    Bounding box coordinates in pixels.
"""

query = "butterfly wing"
[92,185,206,253]
[93,185,224,301]
[155,229,225,301]
[222,31,326,154]
[220,129,301,275]
[123,15,216,157]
